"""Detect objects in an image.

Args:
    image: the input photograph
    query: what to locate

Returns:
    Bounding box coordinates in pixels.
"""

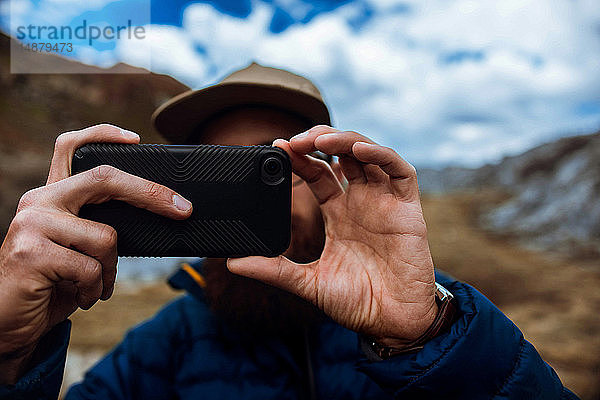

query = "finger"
[47,124,140,185]
[38,210,118,300]
[362,164,388,184]
[45,165,193,220]
[227,256,315,302]
[352,142,419,198]
[301,131,377,185]
[35,241,104,310]
[274,139,343,204]
[289,125,340,154]
[312,130,377,155]
[338,155,366,184]
[48,281,79,326]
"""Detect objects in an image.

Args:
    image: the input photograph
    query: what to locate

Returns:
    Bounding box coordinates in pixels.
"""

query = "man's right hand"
[0,124,193,384]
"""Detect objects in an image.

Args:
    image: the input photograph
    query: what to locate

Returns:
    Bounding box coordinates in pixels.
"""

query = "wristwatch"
[362,282,458,360]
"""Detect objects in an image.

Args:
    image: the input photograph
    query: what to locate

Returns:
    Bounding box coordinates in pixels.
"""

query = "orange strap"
[181,263,206,288]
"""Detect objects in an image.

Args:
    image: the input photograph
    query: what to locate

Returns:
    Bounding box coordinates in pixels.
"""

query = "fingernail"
[172,194,192,211]
[292,130,309,139]
[355,141,375,147]
[121,129,139,139]
[226,258,243,272]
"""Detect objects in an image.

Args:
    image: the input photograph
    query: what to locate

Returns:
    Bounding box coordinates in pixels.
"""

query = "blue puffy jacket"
[0,260,578,399]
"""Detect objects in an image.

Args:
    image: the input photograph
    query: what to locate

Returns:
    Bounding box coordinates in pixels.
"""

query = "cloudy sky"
[2,0,600,167]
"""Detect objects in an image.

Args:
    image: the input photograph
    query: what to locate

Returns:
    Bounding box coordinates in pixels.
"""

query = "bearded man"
[0,63,577,399]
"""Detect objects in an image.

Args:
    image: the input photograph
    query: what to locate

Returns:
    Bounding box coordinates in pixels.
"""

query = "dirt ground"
[65,193,600,399]
[424,193,600,399]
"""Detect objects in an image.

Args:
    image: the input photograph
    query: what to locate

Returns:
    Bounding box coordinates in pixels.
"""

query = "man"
[0,63,577,399]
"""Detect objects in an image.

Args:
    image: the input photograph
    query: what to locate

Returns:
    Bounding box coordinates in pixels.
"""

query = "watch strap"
[364,282,458,359]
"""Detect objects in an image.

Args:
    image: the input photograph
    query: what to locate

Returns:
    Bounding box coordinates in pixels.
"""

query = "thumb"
[227,256,314,300]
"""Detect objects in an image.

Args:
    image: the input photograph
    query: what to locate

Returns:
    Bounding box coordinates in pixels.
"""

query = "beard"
[202,211,327,340]
[202,258,324,340]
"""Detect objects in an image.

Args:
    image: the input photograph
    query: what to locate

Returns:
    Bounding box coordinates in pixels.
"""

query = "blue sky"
[2,0,600,167]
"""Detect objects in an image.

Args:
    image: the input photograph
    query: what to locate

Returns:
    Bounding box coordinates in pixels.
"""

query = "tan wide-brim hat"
[152,62,331,143]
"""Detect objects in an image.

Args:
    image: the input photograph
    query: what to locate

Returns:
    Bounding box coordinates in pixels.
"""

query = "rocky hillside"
[0,33,189,239]
[418,132,600,258]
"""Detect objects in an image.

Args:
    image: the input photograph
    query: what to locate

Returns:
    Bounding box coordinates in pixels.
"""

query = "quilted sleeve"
[0,320,70,400]
[357,273,580,399]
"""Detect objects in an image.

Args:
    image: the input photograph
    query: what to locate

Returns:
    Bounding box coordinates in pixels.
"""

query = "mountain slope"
[418,131,600,257]
[0,33,190,238]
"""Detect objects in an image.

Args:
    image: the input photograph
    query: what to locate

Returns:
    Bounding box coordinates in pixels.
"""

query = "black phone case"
[71,143,291,257]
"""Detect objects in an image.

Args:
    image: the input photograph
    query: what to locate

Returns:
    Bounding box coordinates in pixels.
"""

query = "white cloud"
[116,25,208,81]
[452,123,484,143]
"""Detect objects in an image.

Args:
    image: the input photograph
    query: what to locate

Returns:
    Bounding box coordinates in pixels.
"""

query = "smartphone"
[71,143,291,257]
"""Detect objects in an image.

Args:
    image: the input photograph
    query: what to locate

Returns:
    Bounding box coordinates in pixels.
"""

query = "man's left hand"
[228,125,437,346]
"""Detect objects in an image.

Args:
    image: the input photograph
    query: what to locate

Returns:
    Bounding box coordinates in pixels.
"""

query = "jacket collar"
[167,258,207,302]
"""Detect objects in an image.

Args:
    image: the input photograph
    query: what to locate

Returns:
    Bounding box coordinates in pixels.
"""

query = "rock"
[418,131,600,257]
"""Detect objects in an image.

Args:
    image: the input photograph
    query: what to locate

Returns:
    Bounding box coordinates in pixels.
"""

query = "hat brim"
[152,82,331,144]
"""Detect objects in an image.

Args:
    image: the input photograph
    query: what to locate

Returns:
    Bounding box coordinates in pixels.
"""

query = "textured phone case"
[71,143,291,257]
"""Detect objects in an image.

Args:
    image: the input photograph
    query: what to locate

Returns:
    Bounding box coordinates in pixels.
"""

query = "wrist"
[366,282,458,359]
[375,301,439,348]
[0,346,37,385]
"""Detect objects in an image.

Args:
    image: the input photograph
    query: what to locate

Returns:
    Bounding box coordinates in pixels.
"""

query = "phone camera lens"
[264,157,282,175]
[261,156,285,185]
